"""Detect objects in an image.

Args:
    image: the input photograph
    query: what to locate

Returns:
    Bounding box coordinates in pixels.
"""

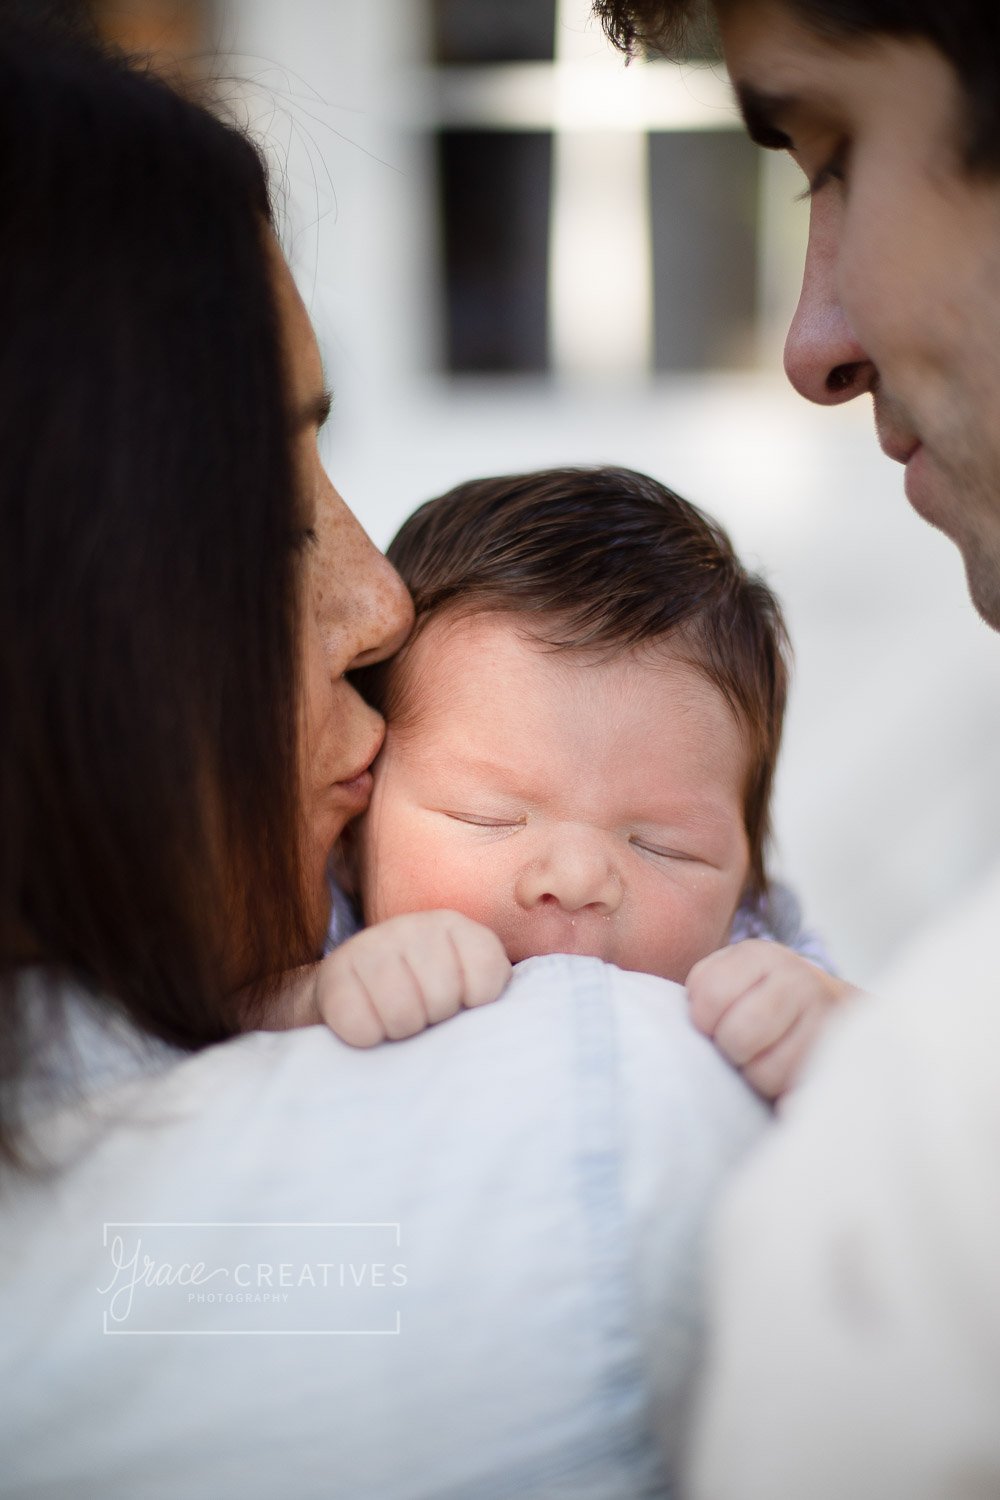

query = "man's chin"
[964,552,1000,632]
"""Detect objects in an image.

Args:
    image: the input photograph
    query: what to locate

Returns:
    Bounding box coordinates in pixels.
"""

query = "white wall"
[228,0,1000,986]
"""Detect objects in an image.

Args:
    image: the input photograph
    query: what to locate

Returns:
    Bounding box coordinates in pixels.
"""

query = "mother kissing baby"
[0,14,830,1498]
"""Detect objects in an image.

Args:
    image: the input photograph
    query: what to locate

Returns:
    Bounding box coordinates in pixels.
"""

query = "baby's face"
[358,612,751,984]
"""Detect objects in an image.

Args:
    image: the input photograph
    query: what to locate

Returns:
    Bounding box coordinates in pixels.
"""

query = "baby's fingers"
[356,912,493,1026]
[349,941,436,1039]
[712,977,802,1068]
[366,912,510,1027]
[323,932,435,1042]
[742,1012,821,1100]
[442,914,512,1010]
[316,958,393,1048]
[686,940,776,1035]
[317,913,513,1050]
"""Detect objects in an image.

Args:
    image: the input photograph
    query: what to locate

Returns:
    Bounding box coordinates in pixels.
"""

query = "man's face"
[358,612,751,984]
[719,0,1000,626]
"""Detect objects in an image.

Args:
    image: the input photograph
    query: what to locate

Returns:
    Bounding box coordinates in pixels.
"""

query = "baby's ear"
[331,827,360,898]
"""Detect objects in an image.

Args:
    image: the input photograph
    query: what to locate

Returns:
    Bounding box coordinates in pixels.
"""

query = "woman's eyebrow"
[734,83,795,150]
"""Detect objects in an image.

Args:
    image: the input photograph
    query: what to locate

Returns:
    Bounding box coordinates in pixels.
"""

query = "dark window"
[431,0,557,64]
[438,130,552,373]
[649,130,761,370]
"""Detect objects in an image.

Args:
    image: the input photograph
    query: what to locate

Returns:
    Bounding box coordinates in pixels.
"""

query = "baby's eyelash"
[445,812,525,829]
[629,837,694,861]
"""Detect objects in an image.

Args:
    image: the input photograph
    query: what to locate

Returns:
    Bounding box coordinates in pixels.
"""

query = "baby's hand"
[686,940,858,1100]
[316,910,512,1048]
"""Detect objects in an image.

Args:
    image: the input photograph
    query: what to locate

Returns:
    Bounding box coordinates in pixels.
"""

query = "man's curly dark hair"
[594,0,1000,170]
[593,0,711,57]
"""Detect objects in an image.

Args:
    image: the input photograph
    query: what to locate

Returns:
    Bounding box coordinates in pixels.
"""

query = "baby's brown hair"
[356,466,790,897]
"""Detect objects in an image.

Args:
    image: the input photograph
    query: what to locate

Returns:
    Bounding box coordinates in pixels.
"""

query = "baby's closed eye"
[440,804,530,840]
[440,810,526,832]
[628,835,700,862]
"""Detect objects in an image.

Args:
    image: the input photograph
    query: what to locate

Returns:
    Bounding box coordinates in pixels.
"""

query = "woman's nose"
[515,835,622,916]
[344,540,413,670]
[783,196,877,406]
[318,486,414,671]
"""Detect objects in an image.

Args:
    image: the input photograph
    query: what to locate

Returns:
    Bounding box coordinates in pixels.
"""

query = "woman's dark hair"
[0,0,96,41]
[358,466,790,901]
[595,0,1000,171]
[0,26,312,1153]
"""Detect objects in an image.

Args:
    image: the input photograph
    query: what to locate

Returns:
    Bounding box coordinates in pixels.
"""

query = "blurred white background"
[193,0,1000,984]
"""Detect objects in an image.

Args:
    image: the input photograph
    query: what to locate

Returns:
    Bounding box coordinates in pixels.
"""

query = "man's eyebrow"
[733,83,795,150]
[297,389,333,431]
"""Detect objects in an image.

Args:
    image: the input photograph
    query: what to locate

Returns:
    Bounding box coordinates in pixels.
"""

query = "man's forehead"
[719,0,832,74]
[717,0,876,129]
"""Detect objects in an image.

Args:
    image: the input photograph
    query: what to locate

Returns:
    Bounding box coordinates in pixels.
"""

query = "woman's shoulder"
[15,958,766,1168]
[17,956,767,1156]
[3,957,768,1499]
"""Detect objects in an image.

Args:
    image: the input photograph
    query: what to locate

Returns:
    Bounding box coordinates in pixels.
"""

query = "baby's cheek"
[356,814,428,924]
[364,861,437,925]
[403,870,510,935]
[363,835,504,930]
[630,887,737,984]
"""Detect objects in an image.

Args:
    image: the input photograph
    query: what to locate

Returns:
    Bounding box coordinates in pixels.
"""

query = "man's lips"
[874,396,921,467]
[879,434,922,466]
[876,427,929,516]
[902,442,935,519]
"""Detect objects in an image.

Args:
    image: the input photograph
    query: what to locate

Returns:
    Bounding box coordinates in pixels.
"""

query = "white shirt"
[1,954,767,1499]
[690,863,1000,1500]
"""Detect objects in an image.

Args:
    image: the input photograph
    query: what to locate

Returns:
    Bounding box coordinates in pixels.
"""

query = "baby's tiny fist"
[687,940,855,1101]
[315,946,393,1048]
[316,911,512,1050]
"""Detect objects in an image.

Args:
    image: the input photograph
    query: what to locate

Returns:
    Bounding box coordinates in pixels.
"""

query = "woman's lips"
[333,769,374,812]
[332,728,384,810]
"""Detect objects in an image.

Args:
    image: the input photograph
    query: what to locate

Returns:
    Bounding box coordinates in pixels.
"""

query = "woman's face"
[272,248,414,946]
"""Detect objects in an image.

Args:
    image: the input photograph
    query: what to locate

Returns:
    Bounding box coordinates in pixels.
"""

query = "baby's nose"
[515,835,622,916]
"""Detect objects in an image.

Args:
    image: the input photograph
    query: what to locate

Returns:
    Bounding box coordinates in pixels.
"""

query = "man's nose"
[783,196,876,406]
[515,834,622,916]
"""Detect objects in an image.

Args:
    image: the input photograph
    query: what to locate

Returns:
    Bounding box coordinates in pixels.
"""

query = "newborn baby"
[268,466,854,1099]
